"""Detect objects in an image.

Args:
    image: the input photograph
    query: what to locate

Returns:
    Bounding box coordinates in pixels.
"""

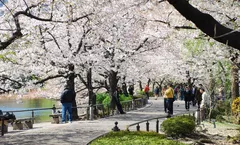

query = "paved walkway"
[1,97,197,145]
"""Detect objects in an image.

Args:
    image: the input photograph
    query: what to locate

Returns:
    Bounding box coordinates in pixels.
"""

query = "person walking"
[200,88,210,121]
[154,86,160,100]
[165,84,174,115]
[113,87,126,114]
[184,86,191,111]
[162,85,168,113]
[144,85,150,99]
[128,85,134,96]
[195,85,203,109]
[60,86,76,123]
[179,85,185,101]
[191,85,196,106]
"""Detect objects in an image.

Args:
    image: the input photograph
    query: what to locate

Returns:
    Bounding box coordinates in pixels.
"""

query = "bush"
[101,93,133,107]
[232,97,240,124]
[216,115,225,123]
[137,91,154,97]
[119,94,132,102]
[102,96,111,106]
[161,115,196,137]
[96,93,109,104]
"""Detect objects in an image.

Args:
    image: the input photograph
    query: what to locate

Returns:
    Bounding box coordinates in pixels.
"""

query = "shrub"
[99,93,133,107]
[137,90,154,97]
[102,96,110,106]
[232,97,240,124]
[119,94,132,102]
[216,115,225,123]
[96,93,109,104]
[161,115,196,137]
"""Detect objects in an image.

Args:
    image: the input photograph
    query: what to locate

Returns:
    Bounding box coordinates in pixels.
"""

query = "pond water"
[0,98,58,123]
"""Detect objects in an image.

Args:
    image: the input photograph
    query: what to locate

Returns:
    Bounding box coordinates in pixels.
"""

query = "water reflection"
[0,98,58,123]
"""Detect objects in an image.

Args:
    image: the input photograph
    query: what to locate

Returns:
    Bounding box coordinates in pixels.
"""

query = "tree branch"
[0,0,93,51]
[35,74,64,84]
[167,0,240,50]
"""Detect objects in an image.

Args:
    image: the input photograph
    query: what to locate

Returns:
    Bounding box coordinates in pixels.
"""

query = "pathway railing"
[125,111,196,133]
[1,97,148,123]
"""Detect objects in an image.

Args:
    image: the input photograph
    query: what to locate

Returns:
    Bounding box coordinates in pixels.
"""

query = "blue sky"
[0,0,8,7]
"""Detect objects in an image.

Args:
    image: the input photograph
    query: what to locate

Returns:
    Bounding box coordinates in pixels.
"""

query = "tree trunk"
[147,78,151,87]
[167,0,240,50]
[65,65,79,120]
[122,77,128,97]
[108,70,118,111]
[138,80,143,91]
[87,67,96,114]
[231,65,239,101]
[152,82,156,93]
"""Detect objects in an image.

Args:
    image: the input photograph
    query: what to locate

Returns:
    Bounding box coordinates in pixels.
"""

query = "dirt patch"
[175,121,240,145]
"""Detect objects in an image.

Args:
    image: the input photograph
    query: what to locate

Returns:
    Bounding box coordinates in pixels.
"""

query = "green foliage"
[0,51,17,63]
[232,97,240,124]
[90,131,187,145]
[119,94,132,102]
[96,93,109,104]
[183,39,206,56]
[97,93,133,106]
[216,115,225,123]
[102,96,111,106]
[161,115,196,137]
[137,91,154,97]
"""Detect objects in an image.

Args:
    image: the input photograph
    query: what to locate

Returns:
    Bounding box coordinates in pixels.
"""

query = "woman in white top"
[200,88,209,121]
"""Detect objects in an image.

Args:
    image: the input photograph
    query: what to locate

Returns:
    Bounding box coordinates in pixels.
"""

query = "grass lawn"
[90,131,187,145]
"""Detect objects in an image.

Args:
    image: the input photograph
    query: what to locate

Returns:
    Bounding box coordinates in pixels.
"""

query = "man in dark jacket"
[184,86,191,111]
[61,86,76,123]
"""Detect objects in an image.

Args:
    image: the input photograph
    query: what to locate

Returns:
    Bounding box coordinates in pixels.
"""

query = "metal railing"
[1,97,148,123]
[126,111,196,133]
[87,98,147,120]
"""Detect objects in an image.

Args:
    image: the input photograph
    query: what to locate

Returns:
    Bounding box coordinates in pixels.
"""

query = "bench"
[13,118,34,130]
[49,114,62,124]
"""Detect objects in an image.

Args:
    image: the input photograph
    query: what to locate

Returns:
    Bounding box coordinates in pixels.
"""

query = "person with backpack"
[60,85,76,123]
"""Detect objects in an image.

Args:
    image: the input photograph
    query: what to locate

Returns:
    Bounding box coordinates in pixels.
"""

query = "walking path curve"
[1,97,196,145]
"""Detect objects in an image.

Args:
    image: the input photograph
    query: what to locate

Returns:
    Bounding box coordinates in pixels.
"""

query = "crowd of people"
[144,83,213,119]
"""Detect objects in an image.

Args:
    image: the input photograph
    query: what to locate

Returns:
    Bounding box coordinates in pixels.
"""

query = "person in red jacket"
[144,85,150,99]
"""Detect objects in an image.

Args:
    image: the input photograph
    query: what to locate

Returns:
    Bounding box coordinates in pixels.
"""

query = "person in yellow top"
[164,84,174,115]
[162,86,168,113]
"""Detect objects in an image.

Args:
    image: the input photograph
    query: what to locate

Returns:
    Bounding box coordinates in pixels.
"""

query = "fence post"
[1,118,4,136]
[86,107,90,120]
[136,124,140,131]
[90,105,94,120]
[112,121,120,131]
[107,104,110,116]
[146,121,149,132]
[156,119,159,133]
[31,110,34,124]
[52,104,56,114]
[141,98,144,107]
[101,104,105,118]
[132,100,135,110]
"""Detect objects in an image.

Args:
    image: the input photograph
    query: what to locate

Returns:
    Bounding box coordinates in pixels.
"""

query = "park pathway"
[1,97,197,145]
